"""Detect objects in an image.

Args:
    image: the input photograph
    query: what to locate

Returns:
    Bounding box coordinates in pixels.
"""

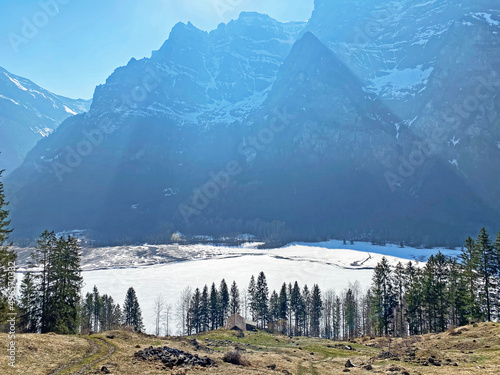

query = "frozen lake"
[81,240,459,334]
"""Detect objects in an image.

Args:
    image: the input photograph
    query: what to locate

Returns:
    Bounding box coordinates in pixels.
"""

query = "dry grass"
[0,333,89,375]
[1,323,500,374]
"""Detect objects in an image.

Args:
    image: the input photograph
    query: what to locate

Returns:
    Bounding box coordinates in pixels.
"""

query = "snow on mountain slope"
[91,13,305,127]
[0,66,91,174]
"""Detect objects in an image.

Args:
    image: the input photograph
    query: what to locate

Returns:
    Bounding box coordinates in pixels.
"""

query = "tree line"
[176,272,323,337]
[18,230,145,334]
[175,228,500,340]
[80,285,144,333]
[0,169,17,327]
[369,227,500,337]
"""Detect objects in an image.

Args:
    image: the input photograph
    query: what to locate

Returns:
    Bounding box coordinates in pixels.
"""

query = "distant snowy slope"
[0,66,91,174]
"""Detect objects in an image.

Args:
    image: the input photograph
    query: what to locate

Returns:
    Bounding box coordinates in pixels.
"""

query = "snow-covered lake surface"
[80,240,460,334]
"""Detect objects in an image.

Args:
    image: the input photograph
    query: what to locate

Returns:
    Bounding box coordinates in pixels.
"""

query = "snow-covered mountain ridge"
[0,66,91,174]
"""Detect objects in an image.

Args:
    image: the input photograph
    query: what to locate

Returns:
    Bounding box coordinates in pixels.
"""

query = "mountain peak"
[167,21,206,40]
[286,31,336,66]
[154,21,208,61]
[237,11,273,22]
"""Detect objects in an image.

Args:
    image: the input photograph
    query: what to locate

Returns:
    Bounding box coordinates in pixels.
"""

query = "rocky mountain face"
[6,2,500,246]
[0,66,91,174]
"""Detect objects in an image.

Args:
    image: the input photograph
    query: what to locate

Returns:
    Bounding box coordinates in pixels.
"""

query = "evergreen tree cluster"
[187,279,233,334]
[19,231,82,334]
[0,169,17,327]
[369,227,500,336]
[182,272,324,337]
[18,230,144,334]
[80,285,144,333]
[80,285,123,333]
[177,228,500,339]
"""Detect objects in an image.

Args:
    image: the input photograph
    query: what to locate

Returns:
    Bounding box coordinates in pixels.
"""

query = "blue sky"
[0,0,314,99]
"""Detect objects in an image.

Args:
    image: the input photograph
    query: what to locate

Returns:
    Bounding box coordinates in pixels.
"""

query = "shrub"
[222,351,249,366]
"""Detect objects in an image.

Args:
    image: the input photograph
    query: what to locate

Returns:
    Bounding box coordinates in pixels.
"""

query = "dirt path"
[48,337,115,375]
[73,337,115,375]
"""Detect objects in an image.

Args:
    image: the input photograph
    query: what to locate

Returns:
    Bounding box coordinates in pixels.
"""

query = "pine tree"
[189,288,201,334]
[248,275,256,321]
[448,258,468,327]
[100,294,110,332]
[405,262,424,335]
[393,262,406,337]
[287,283,293,334]
[278,282,289,333]
[310,284,322,337]
[423,253,450,332]
[344,288,356,339]
[112,303,122,330]
[209,283,219,330]
[0,168,16,325]
[269,290,280,322]
[19,272,37,333]
[370,257,396,336]
[29,230,58,333]
[476,228,497,321]
[302,285,311,335]
[200,285,209,332]
[494,230,500,269]
[101,294,120,332]
[229,281,240,315]
[291,281,304,336]
[46,236,82,333]
[123,287,144,332]
[81,292,94,332]
[219,279,230,325]
[254,271,269,328]
[460,236,481,322]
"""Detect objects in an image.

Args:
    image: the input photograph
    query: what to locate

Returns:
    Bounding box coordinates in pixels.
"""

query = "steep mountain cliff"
[6,2,500,246]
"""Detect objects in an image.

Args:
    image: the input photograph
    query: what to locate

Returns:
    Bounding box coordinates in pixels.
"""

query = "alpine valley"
[5,0,500,246]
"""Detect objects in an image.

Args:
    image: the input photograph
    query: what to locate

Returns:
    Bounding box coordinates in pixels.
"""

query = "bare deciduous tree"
[153,294,165,336]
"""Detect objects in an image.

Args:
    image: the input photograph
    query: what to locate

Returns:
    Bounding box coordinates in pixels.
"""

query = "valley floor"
[2,322,500,374]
